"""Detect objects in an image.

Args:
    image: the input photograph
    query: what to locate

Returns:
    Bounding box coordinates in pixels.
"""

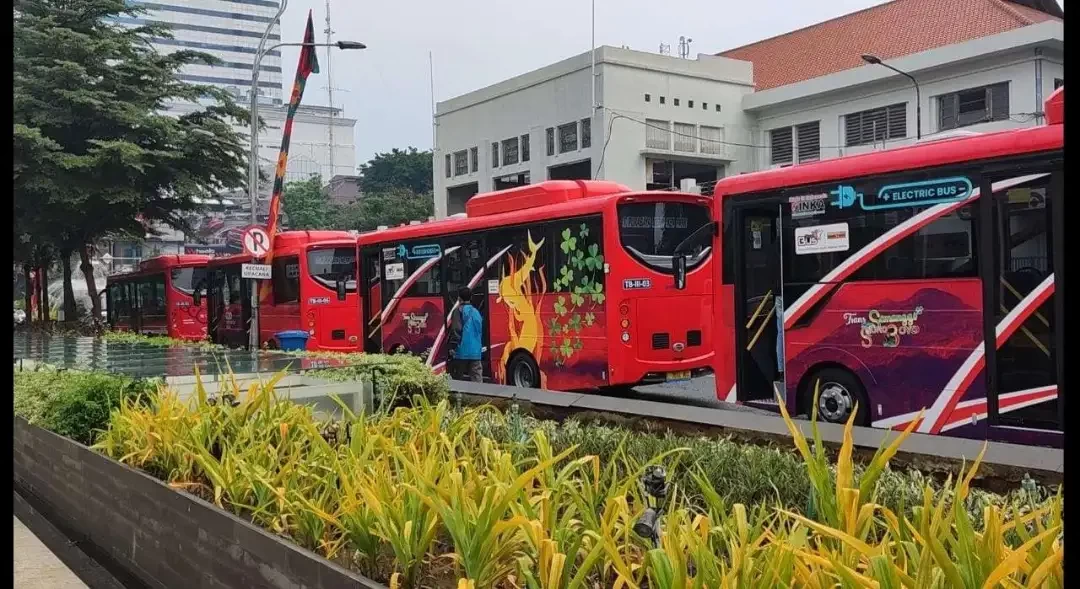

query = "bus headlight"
[620,318,630,329]
[619,303,630,315]
[621,332,630,343]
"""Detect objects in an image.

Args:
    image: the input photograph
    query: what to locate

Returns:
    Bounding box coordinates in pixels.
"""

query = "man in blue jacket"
[447,286,484,382]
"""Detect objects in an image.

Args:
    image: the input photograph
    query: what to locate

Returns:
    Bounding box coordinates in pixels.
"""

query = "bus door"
[731,202,786,403]
[360,247,383,353]
[440,236,487,377]
[983,166,1063,432]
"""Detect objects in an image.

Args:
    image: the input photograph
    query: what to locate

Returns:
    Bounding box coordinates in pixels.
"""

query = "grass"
[83,373,1062,588]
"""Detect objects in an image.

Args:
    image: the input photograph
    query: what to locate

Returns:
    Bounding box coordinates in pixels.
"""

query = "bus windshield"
[307,247,357,292]
[170,267,207,295]
[618,201,711,272]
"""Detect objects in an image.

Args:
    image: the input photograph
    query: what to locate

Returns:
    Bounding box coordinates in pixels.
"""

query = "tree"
[14,0,250,320]
[339,188,434,233]
[358,147,433,195]
[281,176,334,230]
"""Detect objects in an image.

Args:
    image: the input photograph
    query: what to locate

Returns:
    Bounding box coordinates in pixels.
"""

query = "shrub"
[91,373,1063,587]
[14,368,157,445]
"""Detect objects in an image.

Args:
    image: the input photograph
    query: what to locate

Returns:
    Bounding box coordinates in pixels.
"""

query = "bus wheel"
[507,352,541,388]
[805,367,868,426]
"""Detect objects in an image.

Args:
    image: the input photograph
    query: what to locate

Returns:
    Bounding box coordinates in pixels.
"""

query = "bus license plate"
[666,371,691,382]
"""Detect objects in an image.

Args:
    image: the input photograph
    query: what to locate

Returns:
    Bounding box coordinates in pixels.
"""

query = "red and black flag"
[264,10,320,243]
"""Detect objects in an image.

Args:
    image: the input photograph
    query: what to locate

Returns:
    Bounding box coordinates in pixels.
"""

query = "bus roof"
[715,89,1063,198]
[358,181,709,246]
[107,254,209,280]
[272,230,354,249]
[206,237,356,268]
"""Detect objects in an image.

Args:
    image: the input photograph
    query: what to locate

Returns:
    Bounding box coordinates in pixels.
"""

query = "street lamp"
[861,53,921,140]
[245,1,365,350]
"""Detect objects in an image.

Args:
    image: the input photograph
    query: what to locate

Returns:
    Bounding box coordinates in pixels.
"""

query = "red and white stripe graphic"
[919,272,1055,433]
[873,385,1057,433]
[425,245,513,367]
[784,174,1049,329]
[368,246,460,337]
[431,342,507,374]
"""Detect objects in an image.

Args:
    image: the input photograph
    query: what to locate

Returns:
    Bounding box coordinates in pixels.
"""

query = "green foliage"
[281,175,335,230]
[338,188,434,233]
[548,223,604,365]
[357,147,433,196]
[14,368,157,444]
[15,0,249,303]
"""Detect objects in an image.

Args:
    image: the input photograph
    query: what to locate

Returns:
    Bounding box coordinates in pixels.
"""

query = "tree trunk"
[61,251,77,322]
[79,244,102,320]
[40,266,50,322]
[22,264,32,324]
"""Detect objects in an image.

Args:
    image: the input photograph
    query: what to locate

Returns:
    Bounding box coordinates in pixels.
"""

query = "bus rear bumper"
[635,366,714,386]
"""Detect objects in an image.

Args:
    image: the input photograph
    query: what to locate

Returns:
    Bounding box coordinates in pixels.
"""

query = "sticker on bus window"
[385,263,405,281]
[788,193,828,218]
[382,247,397,261]
[487,279,499,295]
[794,222,850,255]
[829,177,972,211]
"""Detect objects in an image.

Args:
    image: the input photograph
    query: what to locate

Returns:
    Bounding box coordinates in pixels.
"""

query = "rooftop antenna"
[678,36,693,59]
[659,42,671,55]
[324,0,335,180]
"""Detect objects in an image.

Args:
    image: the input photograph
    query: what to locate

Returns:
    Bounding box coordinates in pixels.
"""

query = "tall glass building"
[114,0,284,108]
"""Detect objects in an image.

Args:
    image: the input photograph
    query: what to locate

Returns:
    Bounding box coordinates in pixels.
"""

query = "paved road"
[13,516,87,589]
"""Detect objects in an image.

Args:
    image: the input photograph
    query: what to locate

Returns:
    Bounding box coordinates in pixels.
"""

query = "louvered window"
[769,127,793,165]
[939,83,1009,130]
[844,103,907,146]
[796,122,820,163]
[453,150,468,176]
[646,119,671,149]
[673,122,696,152]
[699,126,723,155]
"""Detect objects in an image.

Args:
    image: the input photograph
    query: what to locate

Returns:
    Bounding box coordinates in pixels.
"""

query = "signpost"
[242,227,272,350]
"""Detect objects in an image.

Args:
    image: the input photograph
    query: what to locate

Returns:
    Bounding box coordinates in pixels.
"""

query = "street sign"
[101,253,114,263]
[241,263,272,280]
[242,227,271,257]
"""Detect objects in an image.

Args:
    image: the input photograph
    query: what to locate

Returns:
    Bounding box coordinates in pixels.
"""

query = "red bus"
[707,88,1063,447]
[356,180,715,391]
[204,230,361,351]
[105,254,210,340]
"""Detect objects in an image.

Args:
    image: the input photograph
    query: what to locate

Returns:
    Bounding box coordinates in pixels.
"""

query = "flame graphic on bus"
[494,231,547,385]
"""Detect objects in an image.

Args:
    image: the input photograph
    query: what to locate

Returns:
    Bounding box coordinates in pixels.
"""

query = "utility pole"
[325,0,335,180]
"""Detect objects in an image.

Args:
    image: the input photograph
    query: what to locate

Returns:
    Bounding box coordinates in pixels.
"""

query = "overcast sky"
[273,0,1063,169]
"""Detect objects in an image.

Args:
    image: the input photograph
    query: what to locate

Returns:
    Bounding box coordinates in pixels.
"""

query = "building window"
[645,119,671,150]
[444,154,451,178]
[938,83,1009,130]
[453,150,469,176]
[645,93,651,102]
[558,122,578,153]
[502,137,519,166]
[491,142,499,168]
[673,98,680,106]
[844,102,907,146]
[581,118,591,149]
[1054,78,1064,89]
[715,104,721,112]
[699,125,723,155]
[688,100,694,109]
[521,134,530,162]
[659,96,666,105]
[673,122,696,152]
[470,147,478,173]
[702,102,708,110]
[796,121,820,163]
[769,127,793,166]
[546,127,555,156]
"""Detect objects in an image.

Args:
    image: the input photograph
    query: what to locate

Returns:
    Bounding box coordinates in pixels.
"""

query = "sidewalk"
[13,515,88,589]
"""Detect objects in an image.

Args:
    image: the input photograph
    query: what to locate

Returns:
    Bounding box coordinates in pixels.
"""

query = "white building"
[433,0,1062,218]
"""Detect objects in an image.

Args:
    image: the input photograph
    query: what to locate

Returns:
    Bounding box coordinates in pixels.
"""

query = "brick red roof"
[717,0,1061,91]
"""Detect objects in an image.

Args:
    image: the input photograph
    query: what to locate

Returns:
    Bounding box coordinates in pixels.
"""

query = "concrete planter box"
[13,417,385,589]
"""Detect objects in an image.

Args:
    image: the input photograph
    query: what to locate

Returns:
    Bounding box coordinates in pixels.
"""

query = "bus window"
[272,257,301,304]
[618,201,711,272]
[138,275,166,316]
[170,267,207,296]
[444,238,484,299]
[307,247,357,292]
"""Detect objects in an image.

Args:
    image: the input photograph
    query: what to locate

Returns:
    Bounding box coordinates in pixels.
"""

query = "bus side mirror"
[193,289,202,307]
[336,278,347,301]
[673,255,687,290]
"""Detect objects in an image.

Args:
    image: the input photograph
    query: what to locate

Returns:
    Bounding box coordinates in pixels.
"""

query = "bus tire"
[804,367,869,426]
[507,352,541,389]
